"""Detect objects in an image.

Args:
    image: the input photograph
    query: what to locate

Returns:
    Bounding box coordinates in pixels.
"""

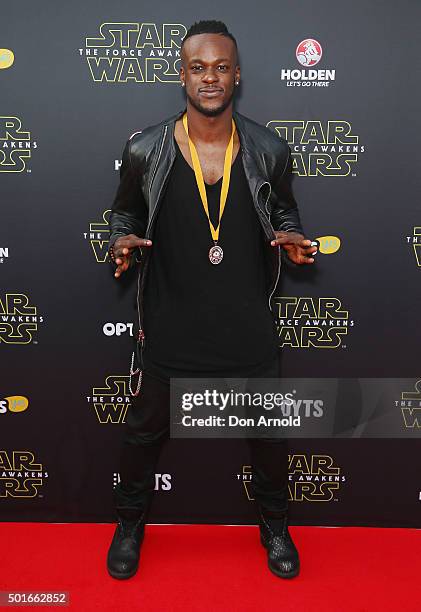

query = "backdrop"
[1,1,420,527]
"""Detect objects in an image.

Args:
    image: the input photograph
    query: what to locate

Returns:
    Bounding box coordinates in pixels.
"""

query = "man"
[106,20,316,581]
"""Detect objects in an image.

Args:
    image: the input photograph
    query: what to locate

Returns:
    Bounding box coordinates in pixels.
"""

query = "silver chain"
[129,351,143,397]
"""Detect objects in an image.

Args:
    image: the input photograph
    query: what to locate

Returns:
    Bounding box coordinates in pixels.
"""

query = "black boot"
[107,507,146,579]
[258,508,300,579]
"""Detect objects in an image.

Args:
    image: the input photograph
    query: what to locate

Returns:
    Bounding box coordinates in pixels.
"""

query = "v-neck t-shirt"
[141,136,279,380]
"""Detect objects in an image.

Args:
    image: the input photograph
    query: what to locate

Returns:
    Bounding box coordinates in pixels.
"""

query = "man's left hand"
[271,231,317,265]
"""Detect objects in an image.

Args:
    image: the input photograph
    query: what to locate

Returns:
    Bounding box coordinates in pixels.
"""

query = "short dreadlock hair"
[181,20,238,64]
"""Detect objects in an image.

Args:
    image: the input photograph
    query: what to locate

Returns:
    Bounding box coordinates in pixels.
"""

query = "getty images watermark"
[181,387,305,428]
[169,378,421,439]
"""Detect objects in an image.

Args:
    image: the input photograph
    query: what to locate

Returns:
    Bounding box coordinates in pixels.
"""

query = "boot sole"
[260,534,300,579]
[107,563,139,580]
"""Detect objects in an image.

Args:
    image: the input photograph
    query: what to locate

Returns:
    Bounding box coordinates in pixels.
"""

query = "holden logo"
[296,39,322,67]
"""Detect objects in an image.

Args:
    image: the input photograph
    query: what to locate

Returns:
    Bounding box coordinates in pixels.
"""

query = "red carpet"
[0,523,419,611]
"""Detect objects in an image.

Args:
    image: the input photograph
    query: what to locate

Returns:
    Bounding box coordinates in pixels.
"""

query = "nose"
[202,68,219,84]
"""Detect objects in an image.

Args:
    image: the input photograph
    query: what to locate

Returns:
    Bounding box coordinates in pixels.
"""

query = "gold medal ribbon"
[182,112,236,243]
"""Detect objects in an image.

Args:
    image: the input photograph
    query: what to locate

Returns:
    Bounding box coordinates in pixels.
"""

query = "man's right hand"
[112,234,153,278]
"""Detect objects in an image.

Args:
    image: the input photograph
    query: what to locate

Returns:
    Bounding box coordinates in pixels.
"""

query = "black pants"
[113,357,288,517]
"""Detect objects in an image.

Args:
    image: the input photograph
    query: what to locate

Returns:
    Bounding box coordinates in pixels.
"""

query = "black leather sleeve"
[270,143,305,236]
[108,137,148,251]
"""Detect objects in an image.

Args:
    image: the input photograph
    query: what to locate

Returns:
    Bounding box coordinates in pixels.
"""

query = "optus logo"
[315,235,341,255]
[113,472,172,491]
[103,322,134,337]
[296,39,322,67]
[0,49,14,69]
[0,396,29,414]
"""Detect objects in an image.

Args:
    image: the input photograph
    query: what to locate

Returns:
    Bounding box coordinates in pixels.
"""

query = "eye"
[191,65,203,71]
[217,65,228,71]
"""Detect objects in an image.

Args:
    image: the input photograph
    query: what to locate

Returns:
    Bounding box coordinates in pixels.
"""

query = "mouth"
[198,88,224,98]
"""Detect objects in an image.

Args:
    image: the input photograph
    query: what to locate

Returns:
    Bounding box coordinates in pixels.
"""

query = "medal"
[182,113,236,265]
[209,243,224,264]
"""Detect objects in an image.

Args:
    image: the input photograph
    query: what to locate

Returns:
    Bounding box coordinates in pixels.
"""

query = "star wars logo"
[274,296,353,349]
[238,454,345,502]
[0,294,44,345]
[113,472,172,492]
[83,209,111,262]
[0,451,48,498]
[79,22,186,83]
[267,120,364,177]
[397,380,421,429]
[406,227,421,267]
[0,116,37,173]
[86,375,131,423]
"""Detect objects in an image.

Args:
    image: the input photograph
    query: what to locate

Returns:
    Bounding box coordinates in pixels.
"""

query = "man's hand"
[270,231,317,265]
[112,234,153,278]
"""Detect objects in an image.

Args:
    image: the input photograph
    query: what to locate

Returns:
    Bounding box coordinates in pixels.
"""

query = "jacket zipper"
[135,124,170,340]
[131,124,170,393]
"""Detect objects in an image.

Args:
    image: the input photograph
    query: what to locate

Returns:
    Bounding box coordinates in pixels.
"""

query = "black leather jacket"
[109,107,304,372]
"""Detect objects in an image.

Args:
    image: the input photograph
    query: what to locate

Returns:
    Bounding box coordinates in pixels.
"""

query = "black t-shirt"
[142,136,279,380]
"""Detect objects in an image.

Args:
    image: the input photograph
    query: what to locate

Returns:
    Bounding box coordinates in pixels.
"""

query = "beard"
[186,88,235,117]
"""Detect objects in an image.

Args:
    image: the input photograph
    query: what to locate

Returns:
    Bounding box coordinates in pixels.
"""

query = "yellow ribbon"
[182,112,236,243]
